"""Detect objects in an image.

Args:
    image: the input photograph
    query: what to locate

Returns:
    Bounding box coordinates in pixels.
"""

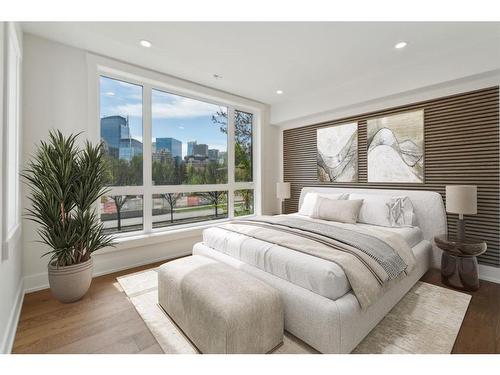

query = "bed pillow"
[311,196,363,224]
[349,193,415,227]
[298,192,348,216]
[387,196,416,227]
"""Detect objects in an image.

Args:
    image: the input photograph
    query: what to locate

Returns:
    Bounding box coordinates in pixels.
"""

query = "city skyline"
[100,115,224,159]
[100,76,228,158]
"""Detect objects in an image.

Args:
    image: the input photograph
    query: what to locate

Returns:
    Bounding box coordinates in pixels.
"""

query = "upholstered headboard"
[298,187,447,265]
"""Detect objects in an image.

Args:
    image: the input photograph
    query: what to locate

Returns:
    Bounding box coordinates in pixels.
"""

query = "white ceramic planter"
[48,258,94,303]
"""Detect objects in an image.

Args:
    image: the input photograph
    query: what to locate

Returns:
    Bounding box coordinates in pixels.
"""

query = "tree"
[204,160,227,184]
[212,110,252,146]
[161,193,181,223]
[235,189,253,217]
[200,191,227,217]
[104,154,143,231]
[212,110,252,182]
[152,158,175,185]
[235,143,252,182]
[111,195,127,231]
[241,189,252,212]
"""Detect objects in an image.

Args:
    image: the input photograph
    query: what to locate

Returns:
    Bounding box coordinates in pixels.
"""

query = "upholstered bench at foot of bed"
[158,255,284,354]
[193,240,433,353]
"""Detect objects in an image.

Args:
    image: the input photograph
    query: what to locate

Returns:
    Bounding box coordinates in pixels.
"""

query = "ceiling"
[21,22,500,124]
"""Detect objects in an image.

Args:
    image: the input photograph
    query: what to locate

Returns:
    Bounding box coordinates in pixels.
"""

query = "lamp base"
[457,219,465,242]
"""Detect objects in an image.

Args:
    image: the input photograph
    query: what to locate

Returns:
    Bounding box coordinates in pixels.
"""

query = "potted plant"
[23,131,114,303]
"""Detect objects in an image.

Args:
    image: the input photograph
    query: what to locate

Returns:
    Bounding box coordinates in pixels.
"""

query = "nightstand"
[434,234,487,291]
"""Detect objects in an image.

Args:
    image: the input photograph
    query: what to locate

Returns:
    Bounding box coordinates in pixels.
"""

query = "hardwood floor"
[13,262,166,354]
[420,269,500,354]
[12,265,500,354]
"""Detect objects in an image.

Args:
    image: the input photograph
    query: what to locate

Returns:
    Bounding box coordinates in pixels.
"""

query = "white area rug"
[117,268,471,354]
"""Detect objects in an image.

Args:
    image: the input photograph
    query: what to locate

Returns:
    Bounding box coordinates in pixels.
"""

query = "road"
[102,206,225,230]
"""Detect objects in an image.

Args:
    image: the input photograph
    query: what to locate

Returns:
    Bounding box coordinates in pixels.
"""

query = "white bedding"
[202,215,425,301]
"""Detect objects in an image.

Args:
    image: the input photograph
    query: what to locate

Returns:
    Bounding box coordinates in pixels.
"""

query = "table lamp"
[445,185,477,241]
[276,182,291,214]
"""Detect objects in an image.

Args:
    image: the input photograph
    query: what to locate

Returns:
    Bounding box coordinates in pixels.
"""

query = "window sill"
[94,217,240,255]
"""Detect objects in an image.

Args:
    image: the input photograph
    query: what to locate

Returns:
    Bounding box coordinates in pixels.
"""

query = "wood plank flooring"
[13,262,166,354]
[420,269,500,354]
[12,264,500,354]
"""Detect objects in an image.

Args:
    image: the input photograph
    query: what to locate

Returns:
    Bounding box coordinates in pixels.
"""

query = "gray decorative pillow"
[299,192,349,216]
[386,196,415,227]
[311,196,364,224]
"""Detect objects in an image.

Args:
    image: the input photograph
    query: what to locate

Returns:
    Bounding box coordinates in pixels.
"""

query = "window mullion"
[152,184,228,194]
[143,84,153,233]
[227,107,236,219]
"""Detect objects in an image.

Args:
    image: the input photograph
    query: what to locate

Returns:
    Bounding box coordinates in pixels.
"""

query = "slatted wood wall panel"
[283,86,500,267]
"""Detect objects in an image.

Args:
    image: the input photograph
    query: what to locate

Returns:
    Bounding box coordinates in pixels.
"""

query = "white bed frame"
[193,187,447,353]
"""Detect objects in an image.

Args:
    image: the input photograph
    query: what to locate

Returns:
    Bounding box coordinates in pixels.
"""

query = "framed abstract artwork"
[367,109,424,183]
[317,122,358,182]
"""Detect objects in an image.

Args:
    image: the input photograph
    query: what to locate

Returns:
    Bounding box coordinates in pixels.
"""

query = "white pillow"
[298,192,348,216]
[311,196,363,224]
[349,193,415,227]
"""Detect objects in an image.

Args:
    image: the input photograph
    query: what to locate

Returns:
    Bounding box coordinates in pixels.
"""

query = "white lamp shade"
[446,185,477,215]
[276,182,291,199]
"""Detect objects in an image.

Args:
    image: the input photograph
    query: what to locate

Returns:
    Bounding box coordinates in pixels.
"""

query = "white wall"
[21,33,278,293]
[0,22,24,354]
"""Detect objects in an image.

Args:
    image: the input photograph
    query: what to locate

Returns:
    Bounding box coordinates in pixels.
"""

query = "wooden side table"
[434,235,487,291]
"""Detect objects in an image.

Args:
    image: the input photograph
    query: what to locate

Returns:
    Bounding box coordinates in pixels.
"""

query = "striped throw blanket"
[217,215,416,309]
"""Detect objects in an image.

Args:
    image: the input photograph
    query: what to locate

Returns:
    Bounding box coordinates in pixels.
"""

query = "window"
[2,23,22,258]
[151,89,228,185]
[152,191,228,229]
[234,110,253,182]
[100,76,143,186]
[98,72,257,236]
[101,195,144,234]
[234,189,254,217]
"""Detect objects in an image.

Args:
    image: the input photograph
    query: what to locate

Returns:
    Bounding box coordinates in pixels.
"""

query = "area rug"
[116,268,471,354]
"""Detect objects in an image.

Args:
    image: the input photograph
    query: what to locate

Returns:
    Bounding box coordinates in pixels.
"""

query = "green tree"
[235,189,253,217]
[204,161,227,184]
[212,110,252,182]
[152,159,175,185]
[235,143,252,182]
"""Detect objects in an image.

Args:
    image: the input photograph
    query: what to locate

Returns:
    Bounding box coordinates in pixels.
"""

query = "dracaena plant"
[22,130,114,267]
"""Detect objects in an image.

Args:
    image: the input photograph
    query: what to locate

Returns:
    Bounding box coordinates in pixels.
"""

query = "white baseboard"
[0,277,25,354]
[24,248,192,294]
[479,264,500,284]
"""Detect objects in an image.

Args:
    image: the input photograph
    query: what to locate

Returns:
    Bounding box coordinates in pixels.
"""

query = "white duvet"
[202,214,424,301]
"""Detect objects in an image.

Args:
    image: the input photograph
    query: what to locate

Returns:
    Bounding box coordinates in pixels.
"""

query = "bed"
[193,187,447,353]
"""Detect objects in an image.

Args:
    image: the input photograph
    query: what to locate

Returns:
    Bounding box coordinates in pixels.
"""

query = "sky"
[100,76,228,157]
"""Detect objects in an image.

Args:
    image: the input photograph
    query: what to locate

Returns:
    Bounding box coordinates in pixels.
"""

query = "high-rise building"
[156,137,182,159]
[187,140,197,157]
[100,115,131,158]
[193,143,209,157]
[100,115,143,161]
[119,138,143,161]
[208,149,219,161]
[152,149,173,164]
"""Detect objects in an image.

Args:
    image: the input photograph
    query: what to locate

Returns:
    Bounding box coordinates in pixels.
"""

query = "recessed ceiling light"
[395,41,407,49]
[276,90,284,95]
[140,40,152,48]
